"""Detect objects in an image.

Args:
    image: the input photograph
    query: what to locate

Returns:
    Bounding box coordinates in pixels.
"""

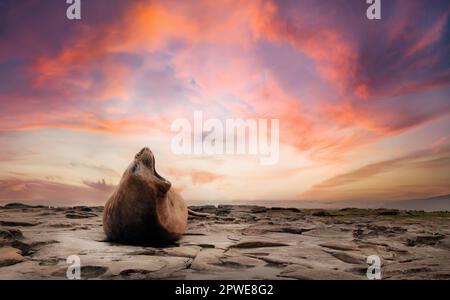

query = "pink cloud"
[167,168,224,185]
[406,12,449,58]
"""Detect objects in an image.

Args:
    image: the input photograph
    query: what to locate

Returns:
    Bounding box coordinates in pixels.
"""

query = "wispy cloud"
[0,178,112,206]
[82,179,115,193]
[304,142,450,197]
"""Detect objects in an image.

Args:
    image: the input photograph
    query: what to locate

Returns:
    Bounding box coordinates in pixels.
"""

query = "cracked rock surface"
[0,203,449,280]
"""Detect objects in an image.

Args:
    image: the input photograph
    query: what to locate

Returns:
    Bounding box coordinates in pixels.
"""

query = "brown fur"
[103,147,187,244]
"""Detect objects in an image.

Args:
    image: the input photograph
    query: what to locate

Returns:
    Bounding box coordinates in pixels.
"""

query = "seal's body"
[103,147,187,244]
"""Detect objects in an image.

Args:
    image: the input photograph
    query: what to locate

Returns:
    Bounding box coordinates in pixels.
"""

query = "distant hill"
[383,194,450,212]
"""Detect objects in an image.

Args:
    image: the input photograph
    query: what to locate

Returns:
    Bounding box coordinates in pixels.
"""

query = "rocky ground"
[0,203,449,280]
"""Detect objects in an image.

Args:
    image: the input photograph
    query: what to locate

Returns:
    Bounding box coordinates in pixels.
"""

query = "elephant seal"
[103,147,188,244]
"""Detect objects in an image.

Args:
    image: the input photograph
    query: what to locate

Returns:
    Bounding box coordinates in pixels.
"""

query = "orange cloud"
[251,1,358,93]
[23,0,413,160]
[167,168,224,185]
[0,109,173,136]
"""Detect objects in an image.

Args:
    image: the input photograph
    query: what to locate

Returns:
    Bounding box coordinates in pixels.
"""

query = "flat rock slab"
[0,247,24,267]
[107,258,167,276]
[319,242,358,251]
[164,246,201,258]
[0,220,39,227]
[229,240,290,249]
[325,251,366,265]
[280,264,362,280]
[0,204,448,279]
[191,249,228,272]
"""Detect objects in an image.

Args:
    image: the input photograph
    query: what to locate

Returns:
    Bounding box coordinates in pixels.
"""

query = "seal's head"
[128,147,171,198]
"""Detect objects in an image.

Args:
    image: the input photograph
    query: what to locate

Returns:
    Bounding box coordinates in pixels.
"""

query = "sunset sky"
[0,0,449,205]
